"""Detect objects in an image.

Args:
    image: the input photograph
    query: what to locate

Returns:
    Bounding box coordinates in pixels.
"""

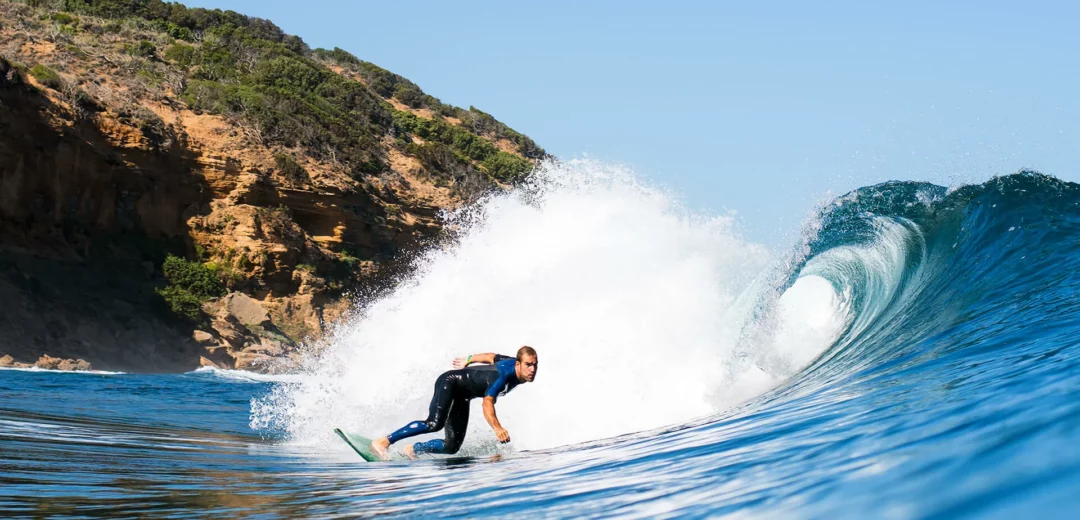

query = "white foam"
[721,275,851,402]
[251,159,846,451]
[188,366,306,383]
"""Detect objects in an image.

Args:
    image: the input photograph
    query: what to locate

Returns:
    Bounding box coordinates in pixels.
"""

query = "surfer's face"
[517,355,538,383]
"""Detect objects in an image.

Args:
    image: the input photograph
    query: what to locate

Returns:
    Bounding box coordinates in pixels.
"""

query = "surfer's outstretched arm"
[452,352,499,368]
[483,396,511,443]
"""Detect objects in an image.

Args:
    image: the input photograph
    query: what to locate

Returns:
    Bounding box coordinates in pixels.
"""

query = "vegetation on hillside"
[16,0,544,182]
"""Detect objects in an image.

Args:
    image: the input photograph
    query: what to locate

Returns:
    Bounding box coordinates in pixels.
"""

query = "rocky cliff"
[0,0,544,372]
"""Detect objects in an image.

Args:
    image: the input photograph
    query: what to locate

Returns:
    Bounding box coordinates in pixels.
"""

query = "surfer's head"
[515,345,538,383]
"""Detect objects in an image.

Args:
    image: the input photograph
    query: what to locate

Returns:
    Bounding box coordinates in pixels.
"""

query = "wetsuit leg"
[443,397,470,454]
[386,371,458,444]
[414,397,469,455]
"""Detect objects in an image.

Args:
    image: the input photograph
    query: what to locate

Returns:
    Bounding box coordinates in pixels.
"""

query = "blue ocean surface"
[2,172,1080,518]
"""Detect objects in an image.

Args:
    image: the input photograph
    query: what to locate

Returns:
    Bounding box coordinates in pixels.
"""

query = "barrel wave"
[2,169,1079,517]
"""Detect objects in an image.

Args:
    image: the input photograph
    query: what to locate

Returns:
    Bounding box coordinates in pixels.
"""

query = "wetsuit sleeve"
[493,354,514,363]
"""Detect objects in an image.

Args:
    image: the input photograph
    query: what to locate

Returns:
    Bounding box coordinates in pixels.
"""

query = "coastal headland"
[0,0,545,372]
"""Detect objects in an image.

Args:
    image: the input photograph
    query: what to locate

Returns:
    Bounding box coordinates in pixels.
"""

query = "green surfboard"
[334,428,382,462]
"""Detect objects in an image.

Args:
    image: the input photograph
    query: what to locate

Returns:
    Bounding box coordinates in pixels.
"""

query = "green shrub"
[460,106,546,159]
[313,47,360,66]
[451,130,498,162]
[355,156,384,175]
[189,44,239,82]
[161,254,225,299]
[59,23,78,38]
[156,284,205,322]
[253,56,328,92]
[126,39,156,58]
[405,141,470,175]
[274,153,309,184]
[135,65,162,85]
[29,63,62,89]
[205,260,245,289]
[156,254,225,322]
[336,249,361,271]
[393,84,424,108]
[63,43,87,57]
[164,43,196,68]
[394,109,509,165]
[152,19,192,41]
[354,61,398,97]
[51,12,79,26]
[482,151,533,182]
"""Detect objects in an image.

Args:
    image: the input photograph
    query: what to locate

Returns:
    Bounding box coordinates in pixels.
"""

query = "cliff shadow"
[0,59,214,372]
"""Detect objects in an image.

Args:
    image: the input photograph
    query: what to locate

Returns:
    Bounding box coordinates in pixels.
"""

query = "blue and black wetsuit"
[386,355,521,454]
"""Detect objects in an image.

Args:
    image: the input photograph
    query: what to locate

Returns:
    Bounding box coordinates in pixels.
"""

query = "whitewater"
[251,160,846,453]
[2,161,1079,518]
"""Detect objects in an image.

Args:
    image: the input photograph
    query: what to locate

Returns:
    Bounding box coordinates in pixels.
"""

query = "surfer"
[370,346,538,459]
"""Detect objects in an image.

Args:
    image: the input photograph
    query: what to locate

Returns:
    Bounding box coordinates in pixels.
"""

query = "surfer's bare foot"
[403,443,417,460]
[371,437,391,460]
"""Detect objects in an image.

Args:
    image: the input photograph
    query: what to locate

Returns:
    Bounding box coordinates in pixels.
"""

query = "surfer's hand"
[494,427,511,443]
[452,356,469,369]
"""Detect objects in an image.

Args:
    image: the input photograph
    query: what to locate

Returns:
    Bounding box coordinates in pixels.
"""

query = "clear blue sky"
[186,0,1079,248]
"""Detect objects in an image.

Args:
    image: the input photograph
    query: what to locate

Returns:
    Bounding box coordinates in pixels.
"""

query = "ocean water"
[2,164,1079,518]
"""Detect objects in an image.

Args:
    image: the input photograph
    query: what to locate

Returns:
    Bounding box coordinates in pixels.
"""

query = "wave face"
[3,168,1079,517]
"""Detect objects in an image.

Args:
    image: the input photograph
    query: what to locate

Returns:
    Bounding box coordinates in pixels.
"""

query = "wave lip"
[789,171,1080,384]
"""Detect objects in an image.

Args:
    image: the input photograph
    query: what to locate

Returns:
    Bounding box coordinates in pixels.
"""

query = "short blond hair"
[516,345,537,361]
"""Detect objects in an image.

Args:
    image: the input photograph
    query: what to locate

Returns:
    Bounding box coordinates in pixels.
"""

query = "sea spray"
[251,159,848,451]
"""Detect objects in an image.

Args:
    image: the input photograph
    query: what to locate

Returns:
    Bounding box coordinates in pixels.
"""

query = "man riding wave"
[371,346,539,459]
